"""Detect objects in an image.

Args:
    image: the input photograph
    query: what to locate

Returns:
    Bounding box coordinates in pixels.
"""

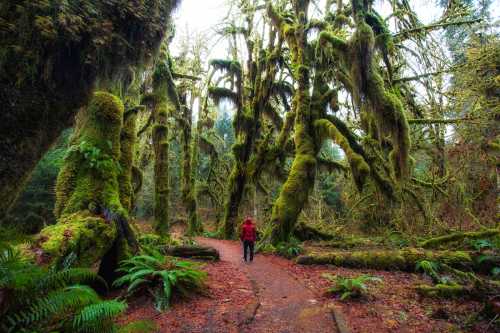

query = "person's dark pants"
[243,240,255,262]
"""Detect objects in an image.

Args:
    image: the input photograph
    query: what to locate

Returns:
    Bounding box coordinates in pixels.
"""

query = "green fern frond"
[3,285,99,330]
[73,300,127,333]
[38,268,108,291]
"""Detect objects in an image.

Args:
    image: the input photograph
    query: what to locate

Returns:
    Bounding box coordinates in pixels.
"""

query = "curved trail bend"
[197,237,337,333]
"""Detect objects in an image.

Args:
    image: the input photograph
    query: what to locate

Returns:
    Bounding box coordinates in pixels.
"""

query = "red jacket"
[240,220,256,242]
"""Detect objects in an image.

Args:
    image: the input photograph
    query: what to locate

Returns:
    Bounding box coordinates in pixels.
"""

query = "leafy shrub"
[113,251,207,311]
[0,244,126,333]
[275,238,304,259]
[323,273,382,300]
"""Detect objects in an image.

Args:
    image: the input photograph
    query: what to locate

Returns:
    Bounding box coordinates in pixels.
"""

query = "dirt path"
[197,237,338,333]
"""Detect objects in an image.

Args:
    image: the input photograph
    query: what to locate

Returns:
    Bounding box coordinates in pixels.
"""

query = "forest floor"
[118,237,493,333]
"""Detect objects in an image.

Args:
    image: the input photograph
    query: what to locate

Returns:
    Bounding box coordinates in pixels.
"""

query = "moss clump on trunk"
[54,92,125,217]
[296,249,472,271]
[36,212,116,267]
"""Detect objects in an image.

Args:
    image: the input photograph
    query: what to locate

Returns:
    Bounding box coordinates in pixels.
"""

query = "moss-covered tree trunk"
[119,108,139,212]
[35,92,136,276]
[180,97,202,235]
[267,1,320,243]
[151,60,172,237]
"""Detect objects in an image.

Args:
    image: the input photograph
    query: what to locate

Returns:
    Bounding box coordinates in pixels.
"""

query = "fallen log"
[293,222,337,241]
[418,229,499,249]
[296,248,472,271]
[164,245,220,261]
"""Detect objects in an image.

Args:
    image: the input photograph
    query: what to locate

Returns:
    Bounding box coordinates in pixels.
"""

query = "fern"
[113,251,207,311]
[275,238,304,259]
[323,274,382,300]
[0,243,127,333]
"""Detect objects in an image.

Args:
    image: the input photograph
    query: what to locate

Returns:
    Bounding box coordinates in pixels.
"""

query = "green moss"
[270,152,317,243]
[54,92,125,217]
[150,55,178,237]
[315,119,370,190]
[37,211,116,267]
[319,31,349,53]
[416,284,467,298]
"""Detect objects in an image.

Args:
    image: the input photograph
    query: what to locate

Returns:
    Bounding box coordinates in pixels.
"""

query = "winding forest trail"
[197,237,338,333]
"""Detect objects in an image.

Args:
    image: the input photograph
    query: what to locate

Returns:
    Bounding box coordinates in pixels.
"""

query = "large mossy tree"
[0,0,180,219]
[35,92,137,280]
[266,0,411,243]
[208,1,292,238]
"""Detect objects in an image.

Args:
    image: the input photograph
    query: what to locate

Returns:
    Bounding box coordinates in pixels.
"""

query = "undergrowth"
[113,249,207,311]
[0,243,151,333]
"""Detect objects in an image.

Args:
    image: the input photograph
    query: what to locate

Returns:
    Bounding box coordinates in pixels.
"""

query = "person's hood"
[244,218,253,224]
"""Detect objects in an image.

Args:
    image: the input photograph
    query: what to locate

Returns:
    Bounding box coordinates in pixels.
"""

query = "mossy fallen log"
[296,249,472,271]
[164,245,220,261]
[293,222,337,241]
[415,284,469,298]
[416,279,500,299]
[418,229,499,249]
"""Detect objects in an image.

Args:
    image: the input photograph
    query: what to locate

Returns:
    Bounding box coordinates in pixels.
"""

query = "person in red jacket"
[240,216,257,262]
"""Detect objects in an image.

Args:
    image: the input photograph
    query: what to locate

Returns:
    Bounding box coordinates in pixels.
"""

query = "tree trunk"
[180,99,202,235]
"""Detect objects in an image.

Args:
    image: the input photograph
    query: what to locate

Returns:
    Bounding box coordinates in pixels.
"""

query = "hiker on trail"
[240,216,256,262]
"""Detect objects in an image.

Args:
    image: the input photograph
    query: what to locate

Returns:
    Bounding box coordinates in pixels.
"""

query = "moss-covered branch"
[418,229,500,249]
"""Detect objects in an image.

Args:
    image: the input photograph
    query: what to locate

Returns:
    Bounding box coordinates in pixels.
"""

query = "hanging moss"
[0,0,180,219]
[348,19,411,180]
